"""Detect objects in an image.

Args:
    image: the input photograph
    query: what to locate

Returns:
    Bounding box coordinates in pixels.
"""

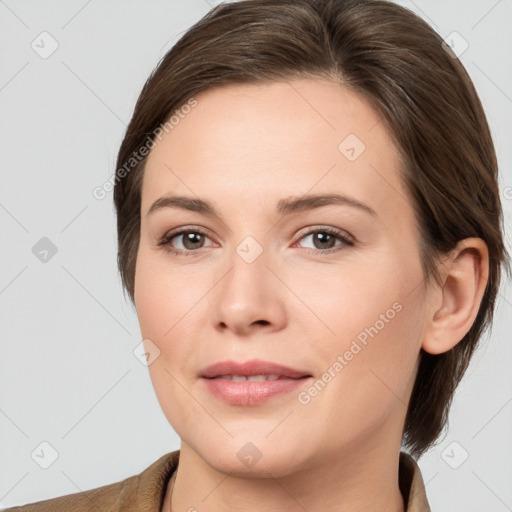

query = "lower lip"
[201,377,312,405]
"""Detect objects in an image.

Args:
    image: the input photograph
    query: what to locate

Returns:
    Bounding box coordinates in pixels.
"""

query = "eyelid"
[158,224,355,255]
[159,226,215,247]
[160,224,353,242]
[293,224,354,243]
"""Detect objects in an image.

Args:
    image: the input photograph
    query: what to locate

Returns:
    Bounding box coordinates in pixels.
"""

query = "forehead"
[141,78,409,223]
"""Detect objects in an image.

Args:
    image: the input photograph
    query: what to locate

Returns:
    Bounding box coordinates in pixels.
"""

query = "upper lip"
[199,359,312,379]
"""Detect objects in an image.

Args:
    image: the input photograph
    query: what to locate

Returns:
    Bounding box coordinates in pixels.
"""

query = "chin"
[191,436,309,478]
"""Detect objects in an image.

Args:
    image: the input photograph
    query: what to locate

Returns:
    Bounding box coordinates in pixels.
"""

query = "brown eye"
[310,232,337,250]
[158,228,214,255]
[295,227,354,254]
[178,232,206,250]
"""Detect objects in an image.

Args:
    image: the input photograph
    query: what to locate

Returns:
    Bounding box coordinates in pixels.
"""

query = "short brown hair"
[113,0,511,457]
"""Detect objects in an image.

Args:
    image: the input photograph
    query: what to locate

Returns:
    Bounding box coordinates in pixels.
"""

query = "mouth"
[199,359,313,405]
[207,374,307,381]
[199,358,312,380]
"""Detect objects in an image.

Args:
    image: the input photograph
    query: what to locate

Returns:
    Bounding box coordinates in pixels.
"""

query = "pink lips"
[199,359,312,406]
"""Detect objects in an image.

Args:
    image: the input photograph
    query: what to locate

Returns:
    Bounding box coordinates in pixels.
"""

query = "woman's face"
[135,78,431,475]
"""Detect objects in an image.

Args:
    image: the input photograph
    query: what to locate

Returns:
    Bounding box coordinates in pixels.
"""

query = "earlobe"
[422,238,489,355]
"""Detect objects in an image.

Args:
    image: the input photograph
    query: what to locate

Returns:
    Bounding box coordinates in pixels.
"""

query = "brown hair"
[113,0,511,457]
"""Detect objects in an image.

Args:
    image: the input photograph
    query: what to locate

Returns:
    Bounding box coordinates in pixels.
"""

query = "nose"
[212,240,287,337]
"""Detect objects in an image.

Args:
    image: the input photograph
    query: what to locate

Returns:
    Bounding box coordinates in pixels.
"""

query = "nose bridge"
[212,233,285,332]
[222,234,270,306]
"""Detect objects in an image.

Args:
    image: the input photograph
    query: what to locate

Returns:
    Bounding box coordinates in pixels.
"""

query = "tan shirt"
[2,450,431,511]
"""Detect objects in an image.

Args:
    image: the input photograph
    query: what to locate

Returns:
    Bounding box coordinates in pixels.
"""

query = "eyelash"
[157,226,355,257]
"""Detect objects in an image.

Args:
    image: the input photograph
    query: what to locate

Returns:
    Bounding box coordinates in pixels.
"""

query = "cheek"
[134,247,207,344]
[283,253,408,345]
[296,250,424,397]
[134,249,210,434]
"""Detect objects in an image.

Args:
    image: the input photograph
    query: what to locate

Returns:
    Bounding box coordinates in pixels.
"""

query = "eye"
[158,228,214,256]
[294,226,354,254]
[158,225,354,256]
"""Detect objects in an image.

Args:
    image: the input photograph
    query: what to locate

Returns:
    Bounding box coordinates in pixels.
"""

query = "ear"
[422,237,489,355]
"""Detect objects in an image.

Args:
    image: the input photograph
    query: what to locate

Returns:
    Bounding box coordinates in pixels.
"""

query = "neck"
[165,439,405,512]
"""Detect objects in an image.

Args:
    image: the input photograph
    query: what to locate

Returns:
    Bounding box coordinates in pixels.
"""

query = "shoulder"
[2,450,180,512]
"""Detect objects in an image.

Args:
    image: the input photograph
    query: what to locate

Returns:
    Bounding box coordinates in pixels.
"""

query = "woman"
[4,0,509,510]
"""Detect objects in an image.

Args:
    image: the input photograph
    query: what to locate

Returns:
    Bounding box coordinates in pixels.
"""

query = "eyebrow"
[146,193,377,219]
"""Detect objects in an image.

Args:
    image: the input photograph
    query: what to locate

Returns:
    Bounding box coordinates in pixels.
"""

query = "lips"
[199,359,313,405]
[199,359,312,380]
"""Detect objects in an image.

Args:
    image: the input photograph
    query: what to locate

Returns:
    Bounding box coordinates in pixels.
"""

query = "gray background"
[1,1,511,510]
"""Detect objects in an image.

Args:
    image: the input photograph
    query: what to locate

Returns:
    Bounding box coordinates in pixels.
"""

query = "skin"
[133,78,489,512]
